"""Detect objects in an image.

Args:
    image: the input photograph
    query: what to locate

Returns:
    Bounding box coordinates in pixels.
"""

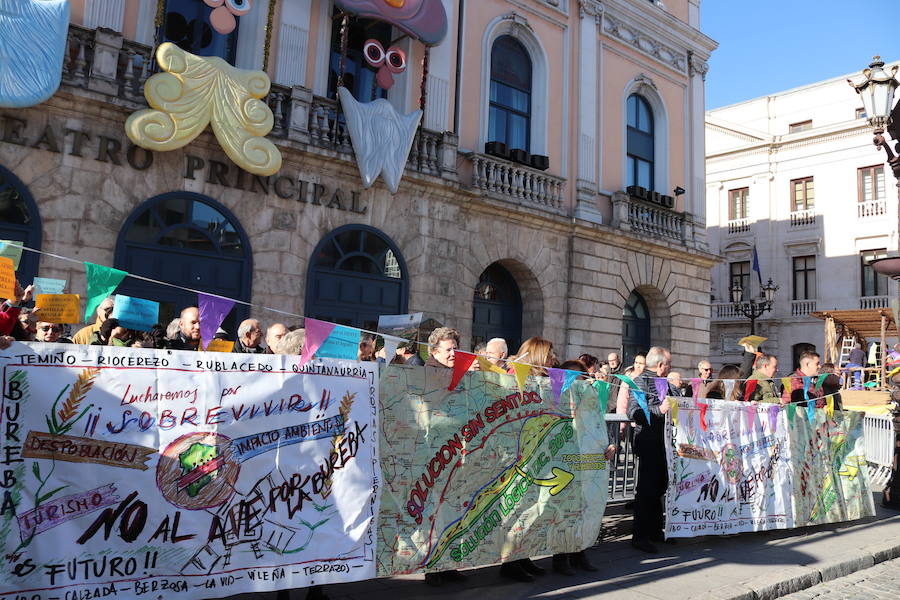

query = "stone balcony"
[467,153,566,214]
[610,191,704,249]
[858,199,887,219]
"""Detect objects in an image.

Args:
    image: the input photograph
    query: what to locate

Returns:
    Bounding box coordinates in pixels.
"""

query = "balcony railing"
[789,208,816,227]
[860,295,889,309]
[58,25,457,180]
[727,218,750,234]
[791,299,817,316]
[858,199,887,218]
[612,192,687,243]
[712,303,742,319]
[468,154,565,213]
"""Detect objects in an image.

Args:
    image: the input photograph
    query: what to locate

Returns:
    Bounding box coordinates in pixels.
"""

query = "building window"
[789,120,812,133]
[855,107,867,119]
[0,165,42,284]
[791,177,814,211]
[327,10,393,101]
[626,94,654,190]
[488,35,532,152]
[160,0,239,62]
[858,165,885,203]
[793,255,816,300]
[730,261,751,300]
[861,249,888,297]
[622,291,651,367]
[728,187,749,220]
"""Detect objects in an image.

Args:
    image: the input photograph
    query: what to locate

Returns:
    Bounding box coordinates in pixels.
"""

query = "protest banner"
[377,365,609,575]
[665,398,874,538]
[35,294,81,324]
[0,344,380,599]
[32,277,66,296]
[111,294,159,331]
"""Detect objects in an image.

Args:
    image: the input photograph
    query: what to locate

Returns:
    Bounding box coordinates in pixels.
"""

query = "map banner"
[0,344,380,599]
[665,398,874,538]
[376,366,609,576]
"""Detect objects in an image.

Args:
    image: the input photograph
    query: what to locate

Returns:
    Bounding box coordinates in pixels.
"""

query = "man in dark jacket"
[627,346,673,553]
[232,318,266,354]
[167,307,201,351]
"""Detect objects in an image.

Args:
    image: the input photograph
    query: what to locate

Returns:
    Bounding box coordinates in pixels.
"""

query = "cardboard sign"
[0,240,24,270]
[32,277,66,296]
[0,257,16,300]
[205,339,235,353]
[110,294,159,331]
[317,325,360,360]
[35,294,81,324]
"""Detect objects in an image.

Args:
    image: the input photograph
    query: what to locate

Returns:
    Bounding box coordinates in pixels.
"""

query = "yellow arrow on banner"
[515,465,575,496]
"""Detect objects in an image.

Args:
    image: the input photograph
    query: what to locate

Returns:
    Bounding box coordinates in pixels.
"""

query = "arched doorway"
[114,192,252,334]
[0,165,41,284]
[471,262,523,351]
[622,291,651,366]
[306,225,408,331]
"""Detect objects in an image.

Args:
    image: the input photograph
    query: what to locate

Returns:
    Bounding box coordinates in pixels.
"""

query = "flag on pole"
[752,245,763,287]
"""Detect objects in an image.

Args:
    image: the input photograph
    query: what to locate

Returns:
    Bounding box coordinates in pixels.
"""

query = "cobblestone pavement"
[781,557,900,600]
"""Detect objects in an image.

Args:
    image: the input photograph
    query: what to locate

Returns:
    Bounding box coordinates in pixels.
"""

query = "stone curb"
[714,541,900,600]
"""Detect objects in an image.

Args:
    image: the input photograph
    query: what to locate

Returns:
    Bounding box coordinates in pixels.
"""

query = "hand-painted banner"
[0,344,380,598]
[377,366,608,575]
[665,398,874,538]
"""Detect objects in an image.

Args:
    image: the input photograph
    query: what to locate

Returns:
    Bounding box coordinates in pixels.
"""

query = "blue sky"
[701,0,897,109]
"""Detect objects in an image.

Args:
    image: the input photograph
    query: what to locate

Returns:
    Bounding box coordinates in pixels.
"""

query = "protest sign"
[377,313,423,344]
[0,345,380,599]
[0,256,16,299]
[204,339,235,352]
[111,294,159,331]
[317,325,360,360]
[34,294,81,324]
[0,240,24,269]
[32,277,66,296]
[665,398,874,538]
[377,366,609,575]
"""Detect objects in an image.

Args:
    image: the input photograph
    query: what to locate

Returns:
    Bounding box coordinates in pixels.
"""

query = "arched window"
[326,9,393,102]
[471,263,523,352]
[488,35,532,151]
[115,192,252,334]
[622,290,651,366]
[626,94,654,190]
[0,165,41,284]
[160,0,240,62]
[306,225,408,331]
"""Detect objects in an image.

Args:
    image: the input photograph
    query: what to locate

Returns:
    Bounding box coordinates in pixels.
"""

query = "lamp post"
[849,55,900,510]
[730,278,778,335]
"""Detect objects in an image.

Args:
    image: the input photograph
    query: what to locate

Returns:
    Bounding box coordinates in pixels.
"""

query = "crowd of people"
[0,280,859,596]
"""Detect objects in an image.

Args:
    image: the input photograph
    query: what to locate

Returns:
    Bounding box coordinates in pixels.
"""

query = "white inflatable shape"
[338,86,422,194]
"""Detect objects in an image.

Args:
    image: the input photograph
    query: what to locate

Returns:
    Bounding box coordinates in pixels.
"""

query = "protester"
[425,327,459,369]
[746,354,780,403]
[89,318,128,346]
[485,337,508,368]
[400,342,424,365]
[35,321,72,344]
[783,351,825,406]
[702,365,740,400]
[627,346,673,553]
[15,308,38,340]
[632,353,646,376]
[165,317,180,341]
[274,328,305,355]
[132,325,167,349]
[263,323,287,353]
[607,352,624,375]
[72,296,114,344]
[578,353,599,375]
[232,318,265,353]
[698,360,713,383]
[667,371,687,396]
[166,307,201,351]
[820,362,844,411]
[358,334,376,361]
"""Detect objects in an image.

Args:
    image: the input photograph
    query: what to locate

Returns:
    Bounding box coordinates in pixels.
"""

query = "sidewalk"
[260,489,900,600]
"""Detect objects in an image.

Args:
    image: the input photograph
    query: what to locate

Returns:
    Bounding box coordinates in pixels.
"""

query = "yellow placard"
[205,339,234,353]
[738,335,768,349]
[0,257,16,300]
[35,294,82,324]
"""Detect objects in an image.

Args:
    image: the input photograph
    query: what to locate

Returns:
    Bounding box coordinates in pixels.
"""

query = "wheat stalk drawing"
[320,391,356,500]
[46,368,100,436]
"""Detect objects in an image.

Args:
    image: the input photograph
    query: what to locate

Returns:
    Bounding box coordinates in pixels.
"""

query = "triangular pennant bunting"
[83,262,127,322]
[815,373,828,391]
[745,379,758,402]
[786,402,796,425]
[512,362,531,393]
[381,335,405,364]
[807,398,815,423]
[632,389,651,423]
[299,318,336,367]
[825,393,834,419]
[690,377,701,401]
[698,402,708,431]
[613,374,639,391]
[767,404,779,432]
[593,380,610,414]
[670,401,679,426]
[477,356,506,375]
[724,379,736,400]
[548,368,566,407]
[198,293,235,349]
[448,351,476,391]
[653,378,668,404]
[781,377,793,394]
[562,370,580,396]
[745,403,755,431]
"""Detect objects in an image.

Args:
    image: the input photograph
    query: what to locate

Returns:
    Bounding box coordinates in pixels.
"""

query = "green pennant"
[786,403,796,426]
[83,262,128,323]
[814,373,828,391]
[612,374,639,391]
[593,380,610,413]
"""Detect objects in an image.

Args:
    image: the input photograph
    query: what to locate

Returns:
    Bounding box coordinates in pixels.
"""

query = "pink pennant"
[745,403,755,431]
[690,377,701,402]
[299,318,336,367]
[448,351,476,391]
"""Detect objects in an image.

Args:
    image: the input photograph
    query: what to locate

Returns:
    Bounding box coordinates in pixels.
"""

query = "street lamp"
[850,55,900,510]
[730,278,778,335]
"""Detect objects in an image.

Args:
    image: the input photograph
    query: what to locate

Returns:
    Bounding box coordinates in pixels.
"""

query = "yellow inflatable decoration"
[125,43,282,176]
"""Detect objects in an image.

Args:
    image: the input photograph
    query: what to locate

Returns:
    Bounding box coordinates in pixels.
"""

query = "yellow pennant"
[477,356,507,375]
[670,401,679,427]
[825,393,834,419]
[781,377,793,393]
[512,362,531,393]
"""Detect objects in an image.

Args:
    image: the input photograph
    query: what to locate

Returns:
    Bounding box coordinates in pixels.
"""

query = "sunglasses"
[40,325,62,333]
[701,368,712,372]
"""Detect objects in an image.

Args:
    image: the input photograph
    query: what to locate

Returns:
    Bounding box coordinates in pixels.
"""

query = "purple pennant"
[768,405,780,432]
[654,378,669,404]
[548,368,566,407]
[198,293,235,349]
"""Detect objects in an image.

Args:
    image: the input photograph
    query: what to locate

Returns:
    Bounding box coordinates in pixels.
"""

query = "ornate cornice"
[602,13,687,73]
[579,0,603,23]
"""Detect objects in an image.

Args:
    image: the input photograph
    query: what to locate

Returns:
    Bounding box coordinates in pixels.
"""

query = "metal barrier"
[864,414,894,486]
[606,414,638,503]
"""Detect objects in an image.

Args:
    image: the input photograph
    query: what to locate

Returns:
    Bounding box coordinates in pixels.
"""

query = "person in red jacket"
[0,280,34,348]
[782,351,825,407]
